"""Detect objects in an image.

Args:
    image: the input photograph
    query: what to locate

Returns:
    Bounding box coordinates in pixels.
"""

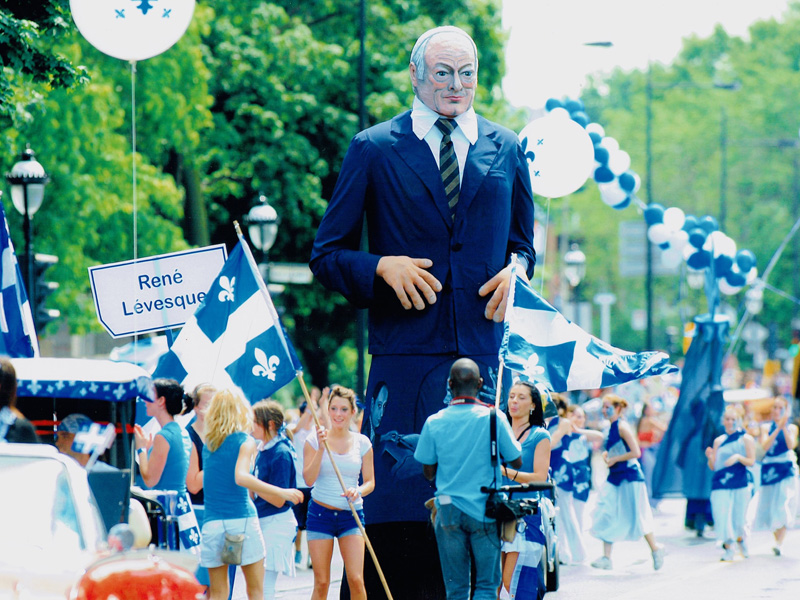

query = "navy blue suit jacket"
[310,109,535,357]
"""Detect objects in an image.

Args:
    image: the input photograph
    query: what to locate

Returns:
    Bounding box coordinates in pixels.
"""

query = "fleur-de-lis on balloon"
[523,353,545,379]
[520,136,536,165]
[252,348,280,381]
[218,276,235,302]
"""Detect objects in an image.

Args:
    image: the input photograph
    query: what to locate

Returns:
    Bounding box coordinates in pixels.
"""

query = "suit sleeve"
[507,142,536,279]
[309,135,382,308]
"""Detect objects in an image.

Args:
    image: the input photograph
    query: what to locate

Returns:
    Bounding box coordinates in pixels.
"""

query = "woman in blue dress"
[705,404,756,561]
[499,380,551,599]
[252,400,299,599]
[753,397,798,556]
[201,390,303,600]
[552,404,603,565]
[590,394,664,571]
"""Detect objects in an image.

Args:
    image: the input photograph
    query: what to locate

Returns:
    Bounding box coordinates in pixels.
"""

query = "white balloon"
[647,223,670,245]
[548,107,571,120]
[662,207,686,231]
[599,137,620,152]
[71,0,196,61]
[518,115,595,199]
[661,248,683,269]
[598,181,627,206]
[607,150,631,176]
[746,267,759,284]
[704,231,736,257]
[683,243,698,260]
[586,123,605,137]
[669,228,689,252]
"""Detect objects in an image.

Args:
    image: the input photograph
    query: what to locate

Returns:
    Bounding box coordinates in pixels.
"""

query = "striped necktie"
[435,117,460,220]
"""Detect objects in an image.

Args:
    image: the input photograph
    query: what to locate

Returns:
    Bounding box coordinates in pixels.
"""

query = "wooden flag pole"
[297,374,394,600]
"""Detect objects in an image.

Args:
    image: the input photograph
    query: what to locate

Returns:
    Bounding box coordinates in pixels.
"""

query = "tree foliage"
[577,5,800,360]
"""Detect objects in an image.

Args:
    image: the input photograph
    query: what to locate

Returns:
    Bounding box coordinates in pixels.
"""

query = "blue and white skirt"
[591,479,653,543]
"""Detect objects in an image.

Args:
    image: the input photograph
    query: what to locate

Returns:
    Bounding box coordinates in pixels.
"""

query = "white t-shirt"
[307,432,372,509]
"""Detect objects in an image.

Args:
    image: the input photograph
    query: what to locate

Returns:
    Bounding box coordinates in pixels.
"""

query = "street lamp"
[5,145,49,304]
[564,242,586,326]
[246,194,280,283]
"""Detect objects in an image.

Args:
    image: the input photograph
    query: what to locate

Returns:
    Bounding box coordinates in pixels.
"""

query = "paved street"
[274,496,800,599]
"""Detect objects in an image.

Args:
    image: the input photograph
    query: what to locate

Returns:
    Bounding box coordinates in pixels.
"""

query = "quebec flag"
[500,259,677,392]
[153,237,302,403]
[0,201,38,357]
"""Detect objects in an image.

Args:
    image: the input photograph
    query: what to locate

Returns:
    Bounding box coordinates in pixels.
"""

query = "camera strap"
[489,408,498,467]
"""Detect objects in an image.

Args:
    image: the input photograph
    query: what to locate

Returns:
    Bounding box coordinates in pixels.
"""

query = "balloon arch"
[518,97,759,303]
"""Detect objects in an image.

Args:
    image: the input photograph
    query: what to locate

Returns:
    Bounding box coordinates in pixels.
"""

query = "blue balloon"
[594,166,615,183]
[564,99,584,113]
[589,131,602,145]
[618,171,637,192]
[613,196,632,210]
[735,249,756,273]
[699,215,719,233]
[643,203,665,226]
[659,241,671,250]
[726,270,747,287]
[594,146,610,165]
[570,111,589,128]
[682,214,699,232]
[714,254,734,277]
[545,98,564,112]
[687,250,711,270]
[688,227,707,249]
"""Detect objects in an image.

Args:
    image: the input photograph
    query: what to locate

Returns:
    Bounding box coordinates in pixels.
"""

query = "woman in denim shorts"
[201,390,303,600]
[303,386,375,600]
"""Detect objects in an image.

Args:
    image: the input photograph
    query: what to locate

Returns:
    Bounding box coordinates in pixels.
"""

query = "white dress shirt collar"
[410,97,478,145]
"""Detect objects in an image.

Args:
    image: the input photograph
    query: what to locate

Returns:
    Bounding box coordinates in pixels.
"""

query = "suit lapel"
[459,118,502,216]
[391,113,454,229]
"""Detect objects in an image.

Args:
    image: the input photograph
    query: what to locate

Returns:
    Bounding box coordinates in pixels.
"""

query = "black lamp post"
[564,242,586,327]
[246,194,280,284]
[5,145,49,304]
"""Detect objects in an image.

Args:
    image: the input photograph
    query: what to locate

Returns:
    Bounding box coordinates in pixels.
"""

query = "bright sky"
[503,0,793,109]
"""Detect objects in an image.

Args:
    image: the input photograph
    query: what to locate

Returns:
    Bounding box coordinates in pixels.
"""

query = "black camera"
[484,490,537,521]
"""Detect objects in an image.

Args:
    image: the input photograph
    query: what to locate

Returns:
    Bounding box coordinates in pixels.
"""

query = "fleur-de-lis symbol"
[520,136,536,164]
[218,276,235,302]
[523,353,545,379]
[720,472,733,485]
[252,348,280,381]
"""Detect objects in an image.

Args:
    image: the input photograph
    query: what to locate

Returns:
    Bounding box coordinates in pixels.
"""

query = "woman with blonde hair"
[590,394,664,571]
[200,390,303,600]
[304,385,374,600]
[705,404,756,561]
[753,397,797,556]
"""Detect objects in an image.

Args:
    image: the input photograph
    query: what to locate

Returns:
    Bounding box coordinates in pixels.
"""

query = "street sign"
[88,244,228,338]
[267,262,313,284]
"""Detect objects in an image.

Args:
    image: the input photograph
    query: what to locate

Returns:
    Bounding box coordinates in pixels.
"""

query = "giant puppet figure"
[310,26,535,599]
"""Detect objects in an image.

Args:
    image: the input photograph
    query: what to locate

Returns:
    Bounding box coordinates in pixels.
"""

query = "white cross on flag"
[153,236,302,403]
[500,257,677,392]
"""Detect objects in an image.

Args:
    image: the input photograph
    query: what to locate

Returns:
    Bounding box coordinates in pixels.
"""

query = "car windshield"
[0,455,86,552]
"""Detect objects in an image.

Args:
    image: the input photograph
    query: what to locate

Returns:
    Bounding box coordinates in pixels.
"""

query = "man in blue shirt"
[415,358,522,599]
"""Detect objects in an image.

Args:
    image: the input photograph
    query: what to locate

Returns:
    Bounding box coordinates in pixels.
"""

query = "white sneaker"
[591,556,612,570]
[720,545,735,562]
[652,546,665,570]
